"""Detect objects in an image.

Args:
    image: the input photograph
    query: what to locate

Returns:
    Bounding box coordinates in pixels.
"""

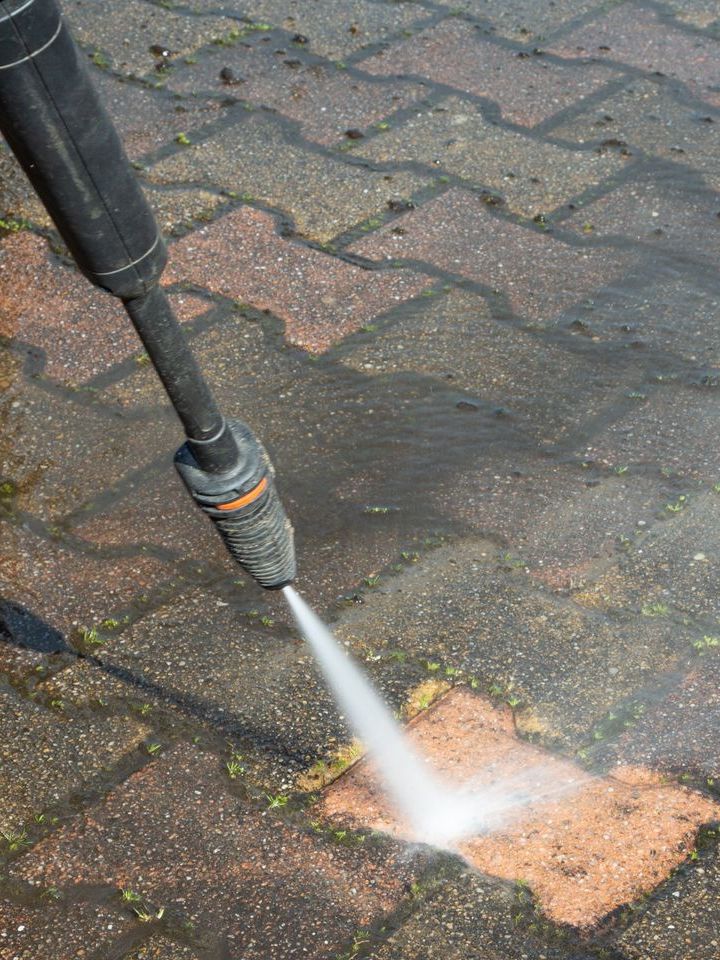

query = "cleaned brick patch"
[349,188,630,323]
[320,688,719,928]
[0,898,132,960]
[13,745,415,958]
[351,96,626,218]
[0,232,208,384]
[166,207,430,351]
[548,5,720,108]
[359,19,618,127]
[148,111,427,243]
[167,43,426,145]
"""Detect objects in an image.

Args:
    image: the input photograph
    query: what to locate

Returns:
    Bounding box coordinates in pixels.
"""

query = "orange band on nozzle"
[217,476,268,511]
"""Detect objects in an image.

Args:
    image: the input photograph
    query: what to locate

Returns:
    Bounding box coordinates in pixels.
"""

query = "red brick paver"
[549,5,720,108]
[13,745,414,958]
[359,19,618,127]
[350,188,630,323]
[0,232,208,385]
[321,688,719,928]
[166,207,430,352]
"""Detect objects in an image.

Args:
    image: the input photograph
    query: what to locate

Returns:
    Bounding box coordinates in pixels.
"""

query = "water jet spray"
[0,0,295,589]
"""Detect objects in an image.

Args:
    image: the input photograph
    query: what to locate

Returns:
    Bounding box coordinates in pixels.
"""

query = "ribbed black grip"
[175,420,296,589]
[213,474,296,589]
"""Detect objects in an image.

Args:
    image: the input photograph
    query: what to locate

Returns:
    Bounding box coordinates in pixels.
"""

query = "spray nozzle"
[175,420,296,589]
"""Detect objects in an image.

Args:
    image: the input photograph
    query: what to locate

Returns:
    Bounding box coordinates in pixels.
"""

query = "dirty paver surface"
[1,1,720,958]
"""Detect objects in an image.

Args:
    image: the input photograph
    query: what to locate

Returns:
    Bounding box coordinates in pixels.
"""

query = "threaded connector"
[175,420,296,589]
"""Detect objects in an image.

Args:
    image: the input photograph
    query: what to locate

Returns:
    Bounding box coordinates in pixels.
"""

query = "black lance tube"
[0,0,296,587]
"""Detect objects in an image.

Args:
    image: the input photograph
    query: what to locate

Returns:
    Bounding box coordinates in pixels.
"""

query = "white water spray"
[283,586,571,848]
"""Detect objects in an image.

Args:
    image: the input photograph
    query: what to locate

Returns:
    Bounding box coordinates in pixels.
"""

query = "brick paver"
[63,0,240,79]
[12,744,416,958]
[350,188,632,323]
[0,682,148,832]
[0,231,208,384]
[360,18,618,127]
[333,540,694,749]
[349,95,627,218]
[0,897,132,960]
[148,110,428,243]
[437,0,608,41]
[165,206,429,350]
[320,688,719,928]
[548,5,720,107]
[3,0,720,955]
[165,0,432,60]
[166,40,427,145]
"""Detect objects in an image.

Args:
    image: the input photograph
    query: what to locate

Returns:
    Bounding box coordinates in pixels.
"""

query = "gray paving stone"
[0,681,148,831]
[62,0,239,78]
[12,744,419,959]
[616,837,720,959]
[0,897,132,960]
[334,540,692,749]
[550,79,720,193]
[350,96,625,218]
[584,383,720,485]
[373,867,593,960]
[335,287,646,448]
[573,492,720,626]
[170,0,431,60]
[148,111,427,242]
[433,0,609,42]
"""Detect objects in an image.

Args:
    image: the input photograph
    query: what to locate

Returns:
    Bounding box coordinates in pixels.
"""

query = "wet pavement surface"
[1,0,720,957]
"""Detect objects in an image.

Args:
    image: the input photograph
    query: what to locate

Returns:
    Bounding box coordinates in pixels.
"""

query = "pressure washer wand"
[0,0,295,588]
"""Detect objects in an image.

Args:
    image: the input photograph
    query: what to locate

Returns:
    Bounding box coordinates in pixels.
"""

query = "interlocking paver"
[550,79,720,190]
[129,939,204,960]
[320,688,719,928]
[71,311,497,608]
[373,868,592,960]
[607,656,720,782]
[148,111,428,243]
[333,540,693,749]
[548,5,720,108]
[349,188,631,323]
[359,19,618,127]
[0,897,132,960]
[167,42,427,145]
[40,588,419,786]
[0,231,209,384]
[350,96,626,217]
[564,169,720,264]
[584,384,720,484]
[0,681,148,831]
[616,838,720,959]
[63,0,240,78]
[335,288,644,447]
[13,744,417,958]
[0,520,182,636]
[433,0,608,41]
[164,206,429,348]
[167,0,431,60]
[661,0,720,29]
[572,493,720,625]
